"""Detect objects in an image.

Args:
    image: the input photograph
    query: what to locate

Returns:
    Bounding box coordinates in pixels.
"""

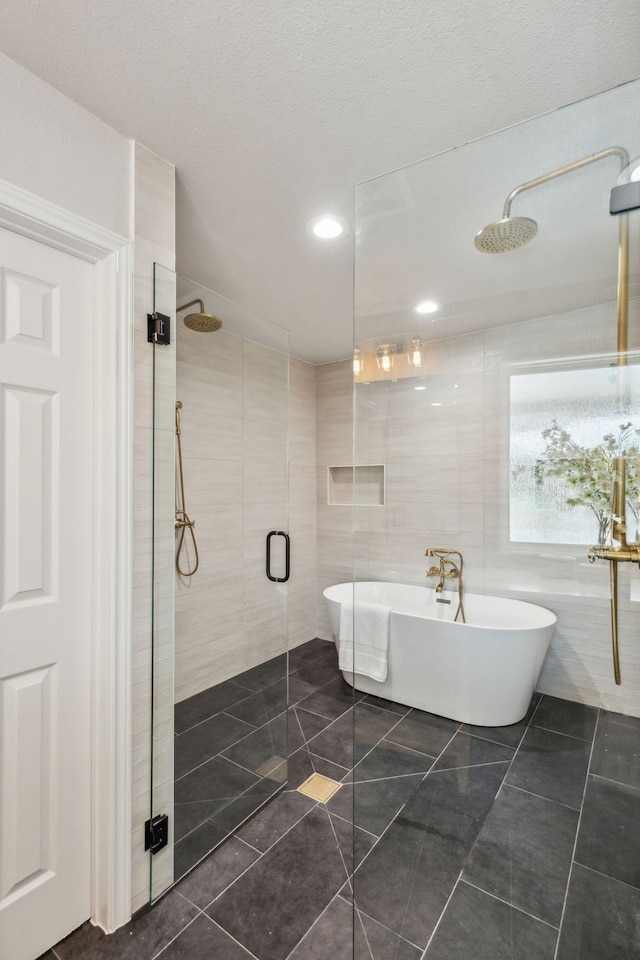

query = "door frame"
[0,178,134,933]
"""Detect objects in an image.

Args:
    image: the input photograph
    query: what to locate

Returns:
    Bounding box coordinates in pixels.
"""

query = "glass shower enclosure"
[149,268,289,900]
[351,79,640,956]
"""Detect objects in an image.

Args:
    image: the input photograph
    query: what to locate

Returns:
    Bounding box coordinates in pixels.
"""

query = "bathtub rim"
[323,580,557,632]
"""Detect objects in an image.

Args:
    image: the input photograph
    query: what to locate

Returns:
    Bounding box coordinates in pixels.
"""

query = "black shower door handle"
[266,531,290,583]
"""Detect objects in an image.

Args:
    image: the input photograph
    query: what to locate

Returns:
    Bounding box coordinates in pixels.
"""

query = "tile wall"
[173,345,317,704]
[316,300,640,717]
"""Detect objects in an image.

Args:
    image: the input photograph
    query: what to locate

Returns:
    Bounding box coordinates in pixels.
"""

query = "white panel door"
[0,227,94,960]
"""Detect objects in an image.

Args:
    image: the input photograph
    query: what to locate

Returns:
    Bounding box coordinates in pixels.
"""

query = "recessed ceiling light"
[414,386,426,391]
[414,299,441,315]
[306,215,349,240]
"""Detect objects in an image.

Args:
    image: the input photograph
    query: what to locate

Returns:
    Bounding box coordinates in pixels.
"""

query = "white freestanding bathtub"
[323,581,556,727]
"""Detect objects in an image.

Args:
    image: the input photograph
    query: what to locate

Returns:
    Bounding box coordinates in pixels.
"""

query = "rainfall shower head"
[177,299,223,332]
[474,216,538,254]
[475,146,631,255]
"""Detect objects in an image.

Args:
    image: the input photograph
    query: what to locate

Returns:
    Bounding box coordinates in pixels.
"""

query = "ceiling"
[1,0,639,363]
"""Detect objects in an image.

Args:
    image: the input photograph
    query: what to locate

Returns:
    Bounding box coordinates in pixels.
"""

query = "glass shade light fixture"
[376,343,396,373]
[405,338,425,368]
[353,348,363,376]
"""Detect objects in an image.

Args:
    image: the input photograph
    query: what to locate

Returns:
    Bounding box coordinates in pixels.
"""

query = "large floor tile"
[425,881,558,959]
[174,712,255,779]
[290,655,341,688]
[354,703,409,761]
[174,680,254,734]
[176,835,260,909]
[174,799,214,843]
[532,695,598,742]
[289,638,336,671]
[236,789,317,852]
[589,710,640,788]
[210,776,283,834]
[207,806,348,960]
[329,813,376,875]
[175,755,261,816]
[294,706,334,743]
[221,713,287,775]
[155,913,256,959]
[225,677,288,726]
[556,864,640,959]
[462,785,579,926]
[432,731,514,771]
[574,774,640,888]
[233,653,287,692]
[351,739,434,782]
[297,676,359,721]
[360,693,411,716]
[461,693,540,748]
[174,818,228,880]
[288,706,307,753]
[419,762,509,824]
[289,676,322,705]
[287,744,349,790]
[385,710,460,758]
[329,774,425,837]
[305,710,355,768]
[505,725,590,809]
[288,893,354,960]
[355,911,422,960]
[53,890,198,960]
[353,776,487,947]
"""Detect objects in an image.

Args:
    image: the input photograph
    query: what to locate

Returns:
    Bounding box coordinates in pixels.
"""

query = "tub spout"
[425,549,466,623]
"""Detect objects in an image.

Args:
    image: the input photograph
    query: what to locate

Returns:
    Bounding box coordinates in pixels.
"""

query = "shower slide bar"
[175,400,200,577]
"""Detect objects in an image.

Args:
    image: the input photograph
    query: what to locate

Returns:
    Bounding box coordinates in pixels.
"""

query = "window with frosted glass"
[510,364,640,544]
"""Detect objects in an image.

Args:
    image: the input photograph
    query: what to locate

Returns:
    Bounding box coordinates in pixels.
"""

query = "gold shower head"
[177,299,223,332]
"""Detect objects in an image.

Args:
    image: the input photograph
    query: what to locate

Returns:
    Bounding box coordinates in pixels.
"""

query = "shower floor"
[45,637,640,960]
[172,653,290,880]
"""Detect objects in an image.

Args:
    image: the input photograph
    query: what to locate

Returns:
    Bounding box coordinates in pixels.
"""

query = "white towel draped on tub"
[339,600,391,682]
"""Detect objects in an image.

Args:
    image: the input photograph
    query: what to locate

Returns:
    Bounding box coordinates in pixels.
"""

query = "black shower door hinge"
[147,312,171,345]
[144,813,169,854]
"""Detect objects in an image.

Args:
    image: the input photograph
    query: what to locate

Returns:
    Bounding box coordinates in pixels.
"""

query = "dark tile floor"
[45,638,640,960]
[173,655,289,879]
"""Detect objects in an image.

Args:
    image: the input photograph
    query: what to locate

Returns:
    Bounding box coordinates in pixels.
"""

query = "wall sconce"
[353,348,363,376]
[405,338,424,368]
[376,343,396,373]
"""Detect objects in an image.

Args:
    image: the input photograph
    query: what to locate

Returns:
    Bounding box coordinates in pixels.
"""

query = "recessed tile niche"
[327,465,385,506]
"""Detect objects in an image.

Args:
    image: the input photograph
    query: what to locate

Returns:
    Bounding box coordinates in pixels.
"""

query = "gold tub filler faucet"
[426,549,466,623]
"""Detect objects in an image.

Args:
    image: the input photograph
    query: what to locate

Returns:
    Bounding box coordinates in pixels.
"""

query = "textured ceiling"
[1,0,639,361]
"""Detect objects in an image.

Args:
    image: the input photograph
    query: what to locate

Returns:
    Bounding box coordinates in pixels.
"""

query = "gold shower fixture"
[479,145,634,683]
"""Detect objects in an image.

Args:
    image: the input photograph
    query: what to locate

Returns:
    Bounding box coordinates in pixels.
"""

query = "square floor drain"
[256,755,288,782]
[297,773,342,803]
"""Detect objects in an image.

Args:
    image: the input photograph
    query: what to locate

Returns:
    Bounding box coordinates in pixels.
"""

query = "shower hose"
[175,400,199,576]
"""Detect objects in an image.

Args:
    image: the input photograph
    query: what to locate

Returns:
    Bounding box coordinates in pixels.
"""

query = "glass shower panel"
[150,271,289,900]
[149,262,177,903]
[352,79,640,957]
